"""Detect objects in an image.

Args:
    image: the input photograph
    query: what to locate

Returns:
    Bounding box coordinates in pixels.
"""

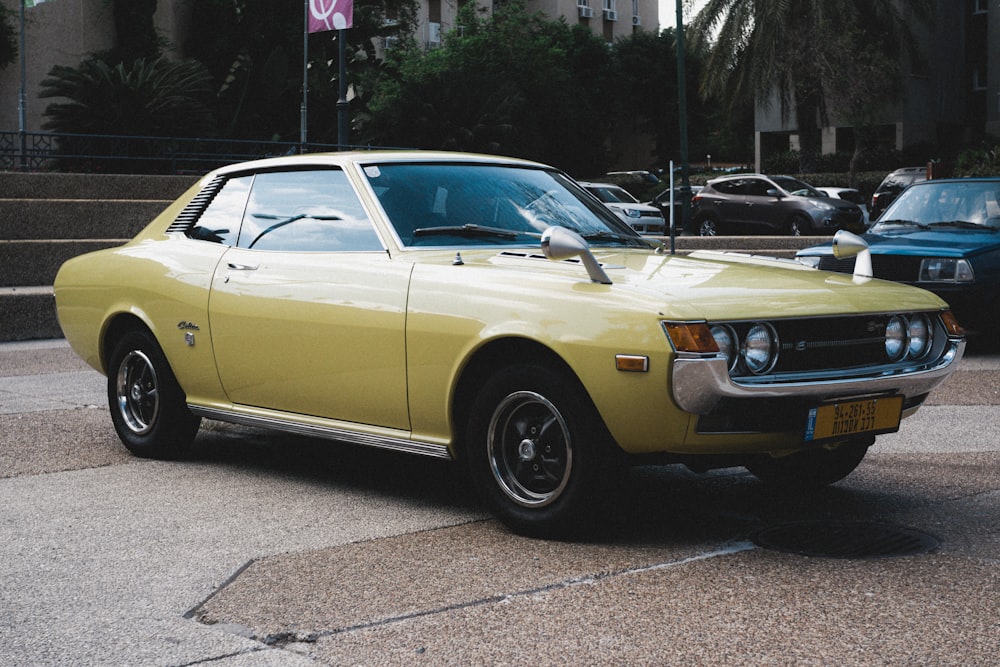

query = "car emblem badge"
[795,340,807,352]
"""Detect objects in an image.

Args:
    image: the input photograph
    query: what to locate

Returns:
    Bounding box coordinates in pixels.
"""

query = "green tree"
[0,2,16,71]
[689,0,929,173]
[182,0,418,143]
[362,1,615,175]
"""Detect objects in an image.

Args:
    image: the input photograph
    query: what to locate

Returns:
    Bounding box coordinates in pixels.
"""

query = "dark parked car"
[870,167,927,221]
[650,185,703,233]
[691,174,866,236]
[816,186,870,228]
[798,177,1000,334]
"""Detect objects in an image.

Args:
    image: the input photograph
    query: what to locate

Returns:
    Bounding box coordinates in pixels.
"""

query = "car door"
[207,168,411,431]
[742,177,784,232]
[712,178,748,229]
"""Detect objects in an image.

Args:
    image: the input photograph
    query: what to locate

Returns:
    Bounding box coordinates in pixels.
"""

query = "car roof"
[210,150,550,178]
[579,181,623,189]
[902,177,1000,186]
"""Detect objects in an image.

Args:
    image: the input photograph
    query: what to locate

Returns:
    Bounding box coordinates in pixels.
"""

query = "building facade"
[754,0,999,170]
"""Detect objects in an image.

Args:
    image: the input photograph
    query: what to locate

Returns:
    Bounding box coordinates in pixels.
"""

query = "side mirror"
[541,226,612,284]
[832,230,873,279]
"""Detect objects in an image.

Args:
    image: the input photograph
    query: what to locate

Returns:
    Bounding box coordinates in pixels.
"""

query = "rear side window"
[188,176,252,245]
[713,179,744,195]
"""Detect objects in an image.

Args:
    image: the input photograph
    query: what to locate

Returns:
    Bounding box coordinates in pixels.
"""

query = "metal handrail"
[0,130,389,174]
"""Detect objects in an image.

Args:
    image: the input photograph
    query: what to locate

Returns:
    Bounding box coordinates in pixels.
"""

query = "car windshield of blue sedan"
[873,180,1000,231]
[364,162,646,247]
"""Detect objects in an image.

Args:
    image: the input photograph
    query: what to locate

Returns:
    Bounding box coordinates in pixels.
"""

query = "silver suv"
[691,174,866,236]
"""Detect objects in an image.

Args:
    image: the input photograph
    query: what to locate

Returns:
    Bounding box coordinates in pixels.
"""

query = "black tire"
[465,363,612,537]
[107,328,200,459]
[745,438,872,491]
[698,215,720,236]
[787,215,810,236]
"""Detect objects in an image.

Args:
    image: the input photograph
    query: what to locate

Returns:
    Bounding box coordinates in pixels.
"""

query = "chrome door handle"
[227,262,259,270]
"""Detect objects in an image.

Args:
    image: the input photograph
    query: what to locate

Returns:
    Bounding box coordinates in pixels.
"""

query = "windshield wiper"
[928,221,999,231]
[875,219,931,230]
[581,230,643,246]
[413,224,533,240]
[248,212,342,248]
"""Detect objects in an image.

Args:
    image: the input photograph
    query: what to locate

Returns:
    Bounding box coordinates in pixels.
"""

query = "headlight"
[885,315,907,361]
[907,313,932,359]
[919,258,974,282]
[797,255,821,268]
[710,324,738,371]
[623,208,642,218]
[741,323,778,374]
[809,201,836,212]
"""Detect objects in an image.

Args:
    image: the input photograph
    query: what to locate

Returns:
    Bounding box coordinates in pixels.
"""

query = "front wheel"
[108,329,200,459]
[465,364,612,537]
[787,215,811,236]
[745,438,872,491]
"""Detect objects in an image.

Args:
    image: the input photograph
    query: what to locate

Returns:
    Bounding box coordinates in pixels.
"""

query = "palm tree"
[688,0,929,173]
[40,57,216,137]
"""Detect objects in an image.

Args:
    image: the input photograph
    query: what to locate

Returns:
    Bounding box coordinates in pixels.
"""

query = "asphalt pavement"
[1,339,997,666]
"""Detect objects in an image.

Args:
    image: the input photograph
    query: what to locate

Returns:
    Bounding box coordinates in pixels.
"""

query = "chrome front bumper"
[671,338,966,415]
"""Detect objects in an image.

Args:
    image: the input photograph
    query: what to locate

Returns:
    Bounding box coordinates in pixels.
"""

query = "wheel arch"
[100,313,156,375]
[450,337,596,461]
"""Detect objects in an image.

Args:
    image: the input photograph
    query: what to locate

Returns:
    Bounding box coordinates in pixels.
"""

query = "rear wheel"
[108,329,200,459]
[466,363,612,536]
[698,215,720,236]
[746,439,872,490]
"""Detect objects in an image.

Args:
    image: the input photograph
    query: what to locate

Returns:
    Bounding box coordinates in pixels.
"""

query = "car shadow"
[179,420,937,548]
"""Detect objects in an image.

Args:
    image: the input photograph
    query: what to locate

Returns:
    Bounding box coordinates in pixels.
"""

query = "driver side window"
[236,170,383,252]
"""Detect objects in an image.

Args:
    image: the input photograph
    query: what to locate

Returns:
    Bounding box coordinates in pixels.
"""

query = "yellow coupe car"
[55,151,965,535]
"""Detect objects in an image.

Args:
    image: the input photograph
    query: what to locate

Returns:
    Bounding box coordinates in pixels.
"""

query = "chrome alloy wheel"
[487,391,573,508]
[115,349,160,436]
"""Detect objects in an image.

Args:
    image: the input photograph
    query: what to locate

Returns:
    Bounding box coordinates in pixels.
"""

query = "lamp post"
[18,0,27,169]
[674,0,691,247]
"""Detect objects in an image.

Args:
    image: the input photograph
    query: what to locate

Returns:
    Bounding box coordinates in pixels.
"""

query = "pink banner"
[308,0,353,32]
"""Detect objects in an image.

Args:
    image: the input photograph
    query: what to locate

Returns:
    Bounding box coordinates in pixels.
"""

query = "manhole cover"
[751,520,939,559]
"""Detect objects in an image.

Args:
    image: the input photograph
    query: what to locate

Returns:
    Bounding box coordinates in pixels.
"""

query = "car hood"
[444,246,948,322]
[798,227,1000,258]
[604,202,661,213]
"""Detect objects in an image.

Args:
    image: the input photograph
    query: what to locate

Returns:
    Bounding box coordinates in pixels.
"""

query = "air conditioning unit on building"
[632,14,641,26]
[428,21,441,47]
[604,9,618,21]
[579,5,594,18]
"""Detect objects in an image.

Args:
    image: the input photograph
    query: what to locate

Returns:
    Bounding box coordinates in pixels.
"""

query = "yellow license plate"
[805,395,903,442]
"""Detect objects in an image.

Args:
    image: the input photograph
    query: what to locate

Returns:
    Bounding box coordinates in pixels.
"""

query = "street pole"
[301,0,308,153]
[18,0,27,169]
[337,29,349,149]
[675,0,691,246]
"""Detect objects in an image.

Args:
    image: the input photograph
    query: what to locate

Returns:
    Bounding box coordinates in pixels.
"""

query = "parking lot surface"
[1,339,997,666]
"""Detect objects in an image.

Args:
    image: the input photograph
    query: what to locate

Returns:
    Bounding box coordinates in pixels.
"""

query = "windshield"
[771,176,823,198]
[586,185,639,204]
[364,162,647,247]
[872,180,1000,231]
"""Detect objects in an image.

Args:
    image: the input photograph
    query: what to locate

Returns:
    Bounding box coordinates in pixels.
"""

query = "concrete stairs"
[1,172,196,342]
[1,172,828,342]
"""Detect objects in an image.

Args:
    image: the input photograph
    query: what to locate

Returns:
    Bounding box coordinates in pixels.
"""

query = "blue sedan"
[797,178,1000,337]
